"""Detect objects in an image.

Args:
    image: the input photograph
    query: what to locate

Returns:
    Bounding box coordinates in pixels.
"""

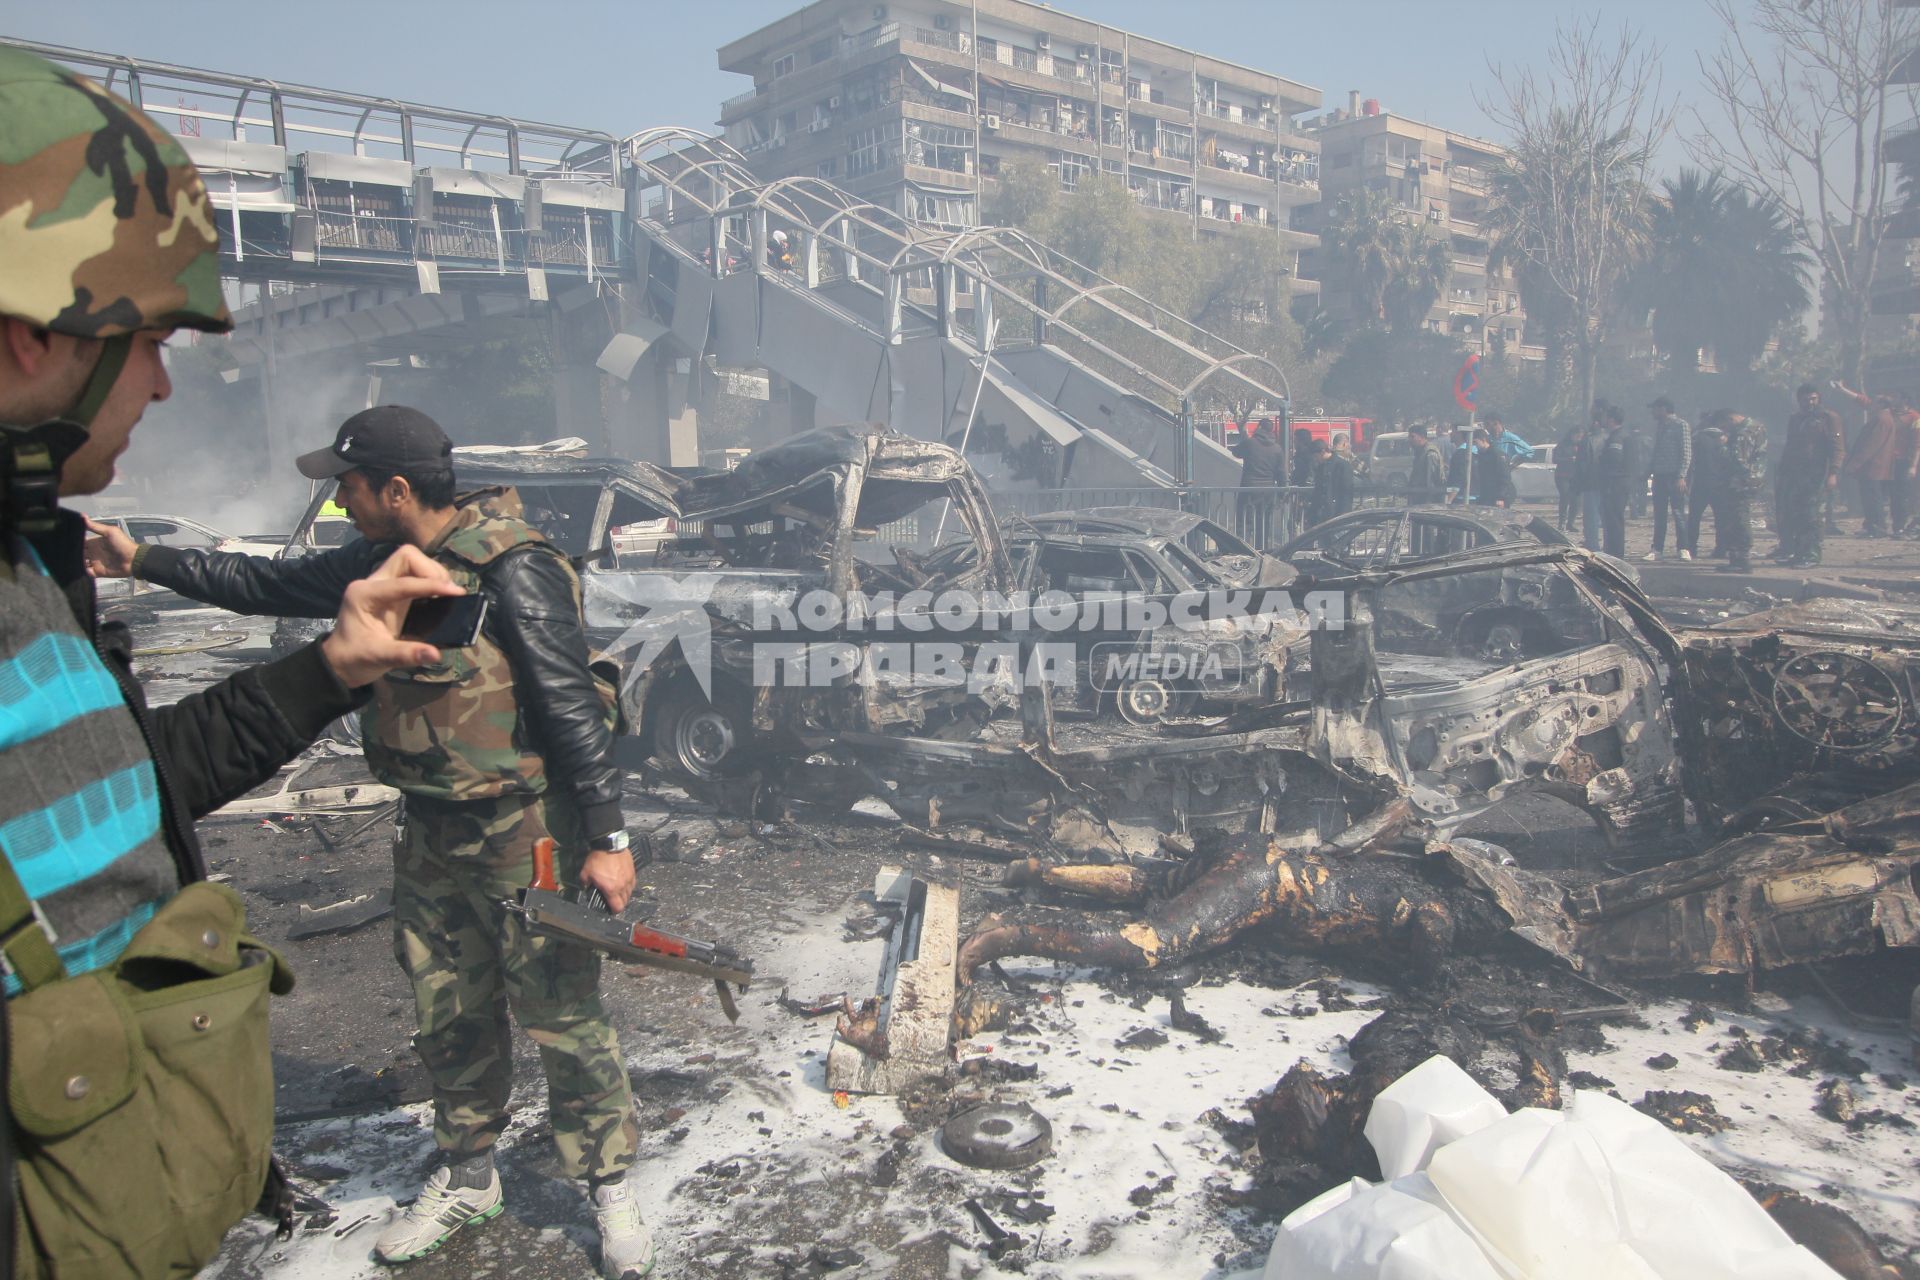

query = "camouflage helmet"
[0,46,232,339]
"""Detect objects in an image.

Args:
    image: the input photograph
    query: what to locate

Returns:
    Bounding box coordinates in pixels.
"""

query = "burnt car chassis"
[725,539,1920,988]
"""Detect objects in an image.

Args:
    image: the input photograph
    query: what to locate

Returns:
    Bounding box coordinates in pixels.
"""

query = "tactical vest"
[362,489,574,803]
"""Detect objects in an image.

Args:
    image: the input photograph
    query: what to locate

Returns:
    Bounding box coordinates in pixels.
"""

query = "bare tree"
[1480,21,1674,420]
[1692,0,1920,385]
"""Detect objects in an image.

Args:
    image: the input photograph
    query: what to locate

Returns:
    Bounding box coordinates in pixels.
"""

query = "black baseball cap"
[296,405,454,479]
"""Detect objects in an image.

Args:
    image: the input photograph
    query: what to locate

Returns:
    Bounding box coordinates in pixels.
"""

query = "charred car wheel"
[1113,677,1192,727]
[654,682,749,782]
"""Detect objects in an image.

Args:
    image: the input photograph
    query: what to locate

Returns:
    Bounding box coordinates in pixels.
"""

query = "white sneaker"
[1641,551,1660,561]
[592,1178,656,1278]
[1677,549,1692,561]
[374,1160,504,1263]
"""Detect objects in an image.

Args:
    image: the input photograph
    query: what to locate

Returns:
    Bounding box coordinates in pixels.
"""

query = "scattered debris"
[962,1197,1027,1261]
[1633,1089,1732,1135]
[1168,991,1224,1043]
[288,888,393,940]
[775,988,845,1018]
[827,869,960,1095]
[941,1104,1053,1171]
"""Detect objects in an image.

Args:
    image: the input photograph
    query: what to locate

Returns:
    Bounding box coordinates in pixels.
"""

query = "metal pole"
[933,344,994,547]
[1461,409,1474,507]
[1180,394,1195,487]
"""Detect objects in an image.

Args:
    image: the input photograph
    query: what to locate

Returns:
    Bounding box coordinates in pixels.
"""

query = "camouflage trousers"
[393,791,638,1181]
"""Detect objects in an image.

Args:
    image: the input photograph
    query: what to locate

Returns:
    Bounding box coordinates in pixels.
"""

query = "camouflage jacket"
[363,493,561,803]
[1728,418,1769,495]
[137,488,625,837]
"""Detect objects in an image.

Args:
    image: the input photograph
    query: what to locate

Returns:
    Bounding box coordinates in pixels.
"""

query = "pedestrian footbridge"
[9,39,1295,487]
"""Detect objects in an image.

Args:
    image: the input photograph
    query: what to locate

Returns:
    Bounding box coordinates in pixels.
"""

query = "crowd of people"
[1235,381,1920,577]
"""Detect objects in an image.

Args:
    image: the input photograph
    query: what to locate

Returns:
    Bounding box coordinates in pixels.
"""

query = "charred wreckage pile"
[260,425,1920,1270]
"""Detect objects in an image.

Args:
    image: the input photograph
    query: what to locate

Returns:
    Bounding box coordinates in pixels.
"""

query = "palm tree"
[1384,226,1453,334]
[1321,188,1399,326]
[1632,169,1811,373]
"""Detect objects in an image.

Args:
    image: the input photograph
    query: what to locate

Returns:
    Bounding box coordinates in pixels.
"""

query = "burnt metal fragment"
[942,1104,1053,1171]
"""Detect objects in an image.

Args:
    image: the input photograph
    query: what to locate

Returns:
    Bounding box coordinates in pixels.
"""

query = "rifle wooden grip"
[530,837,560,892]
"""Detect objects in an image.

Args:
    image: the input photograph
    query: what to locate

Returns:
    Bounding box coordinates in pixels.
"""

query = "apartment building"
[716,0,1323,275]
[1301,99,1541,359]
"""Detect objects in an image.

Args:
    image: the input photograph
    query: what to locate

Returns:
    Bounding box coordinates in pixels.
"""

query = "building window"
[1056,152,1092,190]
[911,191,975,226]
[777,111,798,136]
[810,37,835,65]
[848,125,897,178]
[817,158,839,178]
[905,121,974,173]
[772,53,795,78]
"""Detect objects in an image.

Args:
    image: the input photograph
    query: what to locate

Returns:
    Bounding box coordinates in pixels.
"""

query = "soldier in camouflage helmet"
[87,405,655,1277]
[1,47,457,1278]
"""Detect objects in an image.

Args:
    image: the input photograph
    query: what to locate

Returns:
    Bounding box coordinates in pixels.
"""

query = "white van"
[1362,432,1414,491]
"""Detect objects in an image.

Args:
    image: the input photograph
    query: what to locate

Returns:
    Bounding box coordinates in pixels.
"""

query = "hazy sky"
[6,1,1725,172]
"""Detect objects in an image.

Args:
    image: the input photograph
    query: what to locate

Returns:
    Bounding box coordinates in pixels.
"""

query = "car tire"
[652,680,751,782]
[1111,677,1193,727]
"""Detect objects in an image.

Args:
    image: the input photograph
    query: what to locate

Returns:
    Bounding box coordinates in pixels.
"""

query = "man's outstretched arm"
[88,517,392,618]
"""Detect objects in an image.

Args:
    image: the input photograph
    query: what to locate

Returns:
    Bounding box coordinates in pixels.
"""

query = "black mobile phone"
[401,594,489,648]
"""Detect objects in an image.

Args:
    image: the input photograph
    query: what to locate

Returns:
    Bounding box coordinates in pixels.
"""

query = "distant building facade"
[716,0,1323,290]
[1301,99,1542,360]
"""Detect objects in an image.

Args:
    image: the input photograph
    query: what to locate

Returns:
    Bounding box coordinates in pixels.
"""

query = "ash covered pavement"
[118,599,1920,1280]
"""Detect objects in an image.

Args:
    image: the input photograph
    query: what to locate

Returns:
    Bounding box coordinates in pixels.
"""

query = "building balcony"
[1123,92,1197,124]
[1197,103,1288,144]
[720,86,767,125]
[985,113,1101,152]
[1198,157,1279,194]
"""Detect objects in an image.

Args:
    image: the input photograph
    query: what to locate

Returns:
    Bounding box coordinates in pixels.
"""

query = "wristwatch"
[588,830,630,854]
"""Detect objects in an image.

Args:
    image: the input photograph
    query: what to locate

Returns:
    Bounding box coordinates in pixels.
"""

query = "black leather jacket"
[137,531,625,840]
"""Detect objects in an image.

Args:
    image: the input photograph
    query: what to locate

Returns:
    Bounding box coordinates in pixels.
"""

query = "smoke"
[99,339,378,537]
[109,334,557,536]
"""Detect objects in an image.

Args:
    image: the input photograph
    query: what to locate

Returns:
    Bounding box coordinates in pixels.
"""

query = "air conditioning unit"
[983,114,1001,130]
[807,120,831,133]
[1035,33,1050,48]
[827,95,841,109]
[933,12,951,29]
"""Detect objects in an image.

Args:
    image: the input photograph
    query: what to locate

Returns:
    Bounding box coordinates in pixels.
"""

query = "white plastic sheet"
[1428,1090,1838,1280]
[1362,1055,1507,1181]
[1263,1055,1842,1280]
[1262,1174,1502,1280]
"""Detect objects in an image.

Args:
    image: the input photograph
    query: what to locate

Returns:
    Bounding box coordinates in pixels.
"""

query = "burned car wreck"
[717,536,1920,998]
[588,424,1020,782]
[1279,505,1638,661]
[916,506,1304,725]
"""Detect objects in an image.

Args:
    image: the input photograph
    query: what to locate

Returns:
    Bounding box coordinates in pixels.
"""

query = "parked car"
[1511,441,1558,504]
[1012,508,1293,589]
[90,513,282,557]
[1359,431,1415,492]
[1277,506,1636,660]
[932,508,1302,724]
[88,514,285,605]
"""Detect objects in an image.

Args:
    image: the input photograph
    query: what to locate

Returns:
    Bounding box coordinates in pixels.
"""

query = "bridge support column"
[551,357,606,451]
[768,374,814,437]
[611,343,699,467]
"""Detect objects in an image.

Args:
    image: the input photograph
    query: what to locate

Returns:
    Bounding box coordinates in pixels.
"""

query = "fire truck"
[1206,414,1376,453]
